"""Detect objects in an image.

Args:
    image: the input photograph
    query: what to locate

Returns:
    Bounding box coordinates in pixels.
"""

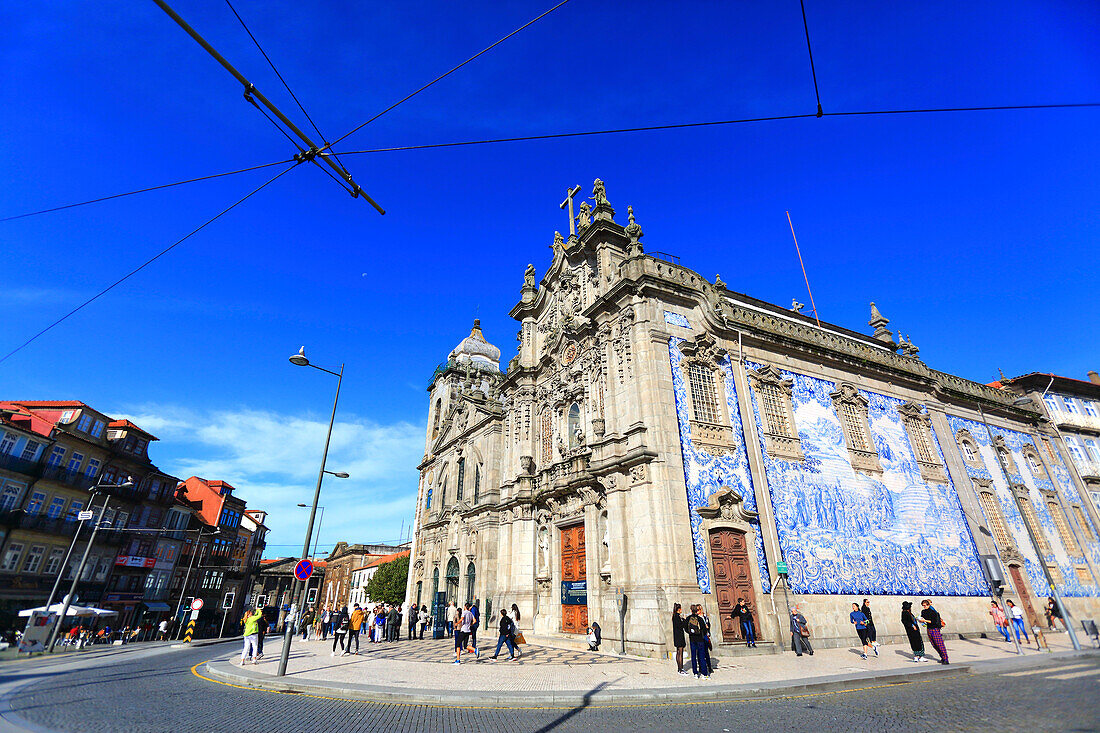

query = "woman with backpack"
[686,604,710,678]
[331,605,350,657]
[491,608,517,659]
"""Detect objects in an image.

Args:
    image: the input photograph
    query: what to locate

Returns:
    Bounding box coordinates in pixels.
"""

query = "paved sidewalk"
[202,630,1098,706]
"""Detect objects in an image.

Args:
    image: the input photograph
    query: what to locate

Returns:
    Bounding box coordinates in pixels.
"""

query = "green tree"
[365,555,409,606]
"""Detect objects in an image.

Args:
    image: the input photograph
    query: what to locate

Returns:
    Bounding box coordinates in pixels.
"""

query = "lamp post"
[277,347,345,677]
[978,403,1081,651]
[44,477,134,652]
[173,526,220,640]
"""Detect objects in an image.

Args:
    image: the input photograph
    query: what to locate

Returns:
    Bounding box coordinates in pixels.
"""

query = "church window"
[898,402,946,483]
[830,383,882,474]
[540,407,553,465]
[1047,499,1080,556]
[568,403,582,447]
[432,399,442,441]
[431,567,439,606]
[687,363,719,425]
[473,465,481,505]
[1024,449,1044,477]
[1017,495,1052,555]
[456,458,465,502]
[1072,506,1095,542]
[962,441,976,462]
[445,556,460,604]
[465,562,476,606]
[978,489,1014,553]
[748,364,803,462]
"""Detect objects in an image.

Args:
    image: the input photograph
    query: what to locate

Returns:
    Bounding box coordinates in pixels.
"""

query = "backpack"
[687,615,704,636]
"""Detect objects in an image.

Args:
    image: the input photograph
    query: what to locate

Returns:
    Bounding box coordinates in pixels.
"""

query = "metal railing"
[38,464,98,490]
[0,452,44,478]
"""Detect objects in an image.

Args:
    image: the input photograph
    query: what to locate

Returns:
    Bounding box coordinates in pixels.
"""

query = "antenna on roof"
[786,211,821,328]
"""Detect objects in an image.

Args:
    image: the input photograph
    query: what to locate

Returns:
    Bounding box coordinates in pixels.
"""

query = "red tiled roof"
[107,419,159,441]
[7,400,87,408]
[352,550,410,572]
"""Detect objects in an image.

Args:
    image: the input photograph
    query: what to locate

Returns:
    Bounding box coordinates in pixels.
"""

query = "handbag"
[514,631,526,645]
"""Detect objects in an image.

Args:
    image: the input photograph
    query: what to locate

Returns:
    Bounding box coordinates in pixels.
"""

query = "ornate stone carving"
[678,332,727,365]
[868,302,897,346]
[592,178,608,206]
[520,455,535,475]
[576,201,592,231]
[695,487,759,524]
[591,417,605,437]
[896,400,947,483]
[747,364,805,462]
[630,463,648,484]
[791,299,804,313]
[524,263,536,287]
[624,205,644,256]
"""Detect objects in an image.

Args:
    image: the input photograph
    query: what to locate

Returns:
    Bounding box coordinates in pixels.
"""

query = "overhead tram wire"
[334,102,1100,155]
[0,161,302,366]
[151,0,384,214]
[0,159,295,223]
[319,0,574,154]
[222,0,350,176]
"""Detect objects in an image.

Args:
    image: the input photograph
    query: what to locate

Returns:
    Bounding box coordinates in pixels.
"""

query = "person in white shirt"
[1005,599,1030,643]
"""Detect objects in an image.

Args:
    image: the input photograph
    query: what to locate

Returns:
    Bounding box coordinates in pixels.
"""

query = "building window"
[26,491,46,515]
[687,363,719,425]
[1024,449,1044,477]
[67,500,83,518]
[897,402,946,483]
[748,364,803,462]
[1043,396,1060,414]
[567,403,583,447]
[90,420,105,438]
[1085,438,1100,463]
[1063,397,1080,415]
[1017,495,1052,555]
[44,548,65,575]
[94,557,109,581]
[0,483,23,511]
[456,457,465,502]
[830,383,882,474]
[84,458,100,478]
[76,414,93,432]
[47,446,65,467]
[993,437,1019,477]
[66,452,84,474]
[22,545,45,573]
[540,406,553,465]
[0,433,16,455]
[1084,401,1099,418]
[473,465,481,505]
[20,440,40,461]
[465,562,476,606]
[1047,499,1080,556]
[45,497,66,520]
[1,543,25,571]
[978,489,1015,552]
[1072,506,1096,542]
[961,439,977,463]
[425,487,432,510]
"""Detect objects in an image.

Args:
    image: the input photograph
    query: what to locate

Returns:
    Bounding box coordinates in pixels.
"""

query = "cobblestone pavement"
[2,643,1098,732]
[312,635,634,665]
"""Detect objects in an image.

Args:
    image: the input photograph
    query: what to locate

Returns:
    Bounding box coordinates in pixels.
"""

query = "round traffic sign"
[191,598,204,611]
[294,559,314,582]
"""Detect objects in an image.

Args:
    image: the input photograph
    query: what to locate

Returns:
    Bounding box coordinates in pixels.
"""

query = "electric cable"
[335,102,1100,155]
[799,0,824,117]
[322,0,573,152]
[223,0,349,175]
[0,162,301,366]
[0,159,295,223]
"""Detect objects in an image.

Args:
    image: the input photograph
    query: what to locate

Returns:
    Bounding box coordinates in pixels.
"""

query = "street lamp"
[46,476,135,653]
[173,526,221,640]
[277,347,344,677]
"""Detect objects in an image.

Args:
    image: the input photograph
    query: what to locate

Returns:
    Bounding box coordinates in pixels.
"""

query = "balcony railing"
[0,452,44,479]
[1051,411,1100,432]
[1073,459,1100,481]
[38,464,98,490]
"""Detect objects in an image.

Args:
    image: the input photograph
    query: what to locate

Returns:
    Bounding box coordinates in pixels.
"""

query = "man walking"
[453,602,480,664]
[349,604,365,654]
[490,608,517,660]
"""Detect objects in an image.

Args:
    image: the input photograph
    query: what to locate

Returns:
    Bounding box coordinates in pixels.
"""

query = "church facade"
[406,180,1100,655]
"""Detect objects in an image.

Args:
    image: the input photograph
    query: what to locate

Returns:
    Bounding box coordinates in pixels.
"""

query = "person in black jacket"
[490,609,516,660]
[790,605,813,656]
[672,604,687,675]
[686,604,710,678]
[918,599,948,664]
[731,598,757,648]
[331,606,350,657]
[900,601,927,662]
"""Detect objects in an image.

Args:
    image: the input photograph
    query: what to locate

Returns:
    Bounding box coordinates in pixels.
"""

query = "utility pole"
[47,498,110,653]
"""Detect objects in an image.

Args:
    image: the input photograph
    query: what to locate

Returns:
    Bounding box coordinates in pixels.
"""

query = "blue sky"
[1,1,1098,554]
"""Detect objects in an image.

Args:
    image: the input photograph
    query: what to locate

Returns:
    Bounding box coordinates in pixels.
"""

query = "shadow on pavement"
[532,681,610,733]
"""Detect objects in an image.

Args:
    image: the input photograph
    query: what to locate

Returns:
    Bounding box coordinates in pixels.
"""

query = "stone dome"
[449,319,500,370]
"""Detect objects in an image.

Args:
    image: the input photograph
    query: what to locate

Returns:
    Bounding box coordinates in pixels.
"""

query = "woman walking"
[331,606,350,657]
[918,599,948,664]
[685,604,710,678]
[1005,600,1030,643]
[850,602,875,659]
[901,601,927,662]
[508,603,524,658]
[672,603,688,675]
[861,599,879,654]
[491,608,517,660]
[989,601,1011,642]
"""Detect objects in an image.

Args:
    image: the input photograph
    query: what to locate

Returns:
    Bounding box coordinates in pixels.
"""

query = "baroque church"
[406,180,1100,655]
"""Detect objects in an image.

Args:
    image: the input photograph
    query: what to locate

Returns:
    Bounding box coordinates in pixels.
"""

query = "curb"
[172,636,242,649]
[201,658,966,708]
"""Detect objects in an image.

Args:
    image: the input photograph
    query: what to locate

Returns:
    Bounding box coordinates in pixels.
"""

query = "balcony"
[39,464,98,490]
[13,513,81,537]
[1074,459,1100,481]
[0,452,44,479]
[1051,410,1100,433]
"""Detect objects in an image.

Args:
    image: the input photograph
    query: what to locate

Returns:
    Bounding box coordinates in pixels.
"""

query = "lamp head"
[1013,397,1033,406]
[119,477,135,488]
[297,503,309,508]
[289,347,310,367]
[332,472,350,479]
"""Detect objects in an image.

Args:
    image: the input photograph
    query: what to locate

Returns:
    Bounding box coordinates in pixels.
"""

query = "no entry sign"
[190,598,204,611]
[294,559,314,581]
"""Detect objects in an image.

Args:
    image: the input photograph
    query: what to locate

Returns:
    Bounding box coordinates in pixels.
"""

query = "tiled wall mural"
[945,416,1099,597]
[1042,442,1100,576]
[668,339,770,593]
[745,365,987,596]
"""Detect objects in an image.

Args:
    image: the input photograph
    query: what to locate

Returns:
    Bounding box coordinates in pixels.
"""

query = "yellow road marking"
[1048,668,1100,681]
[190,659,964,710]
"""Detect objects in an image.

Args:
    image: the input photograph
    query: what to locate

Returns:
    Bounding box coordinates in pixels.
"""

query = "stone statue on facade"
[715,274,726,289]
[524,263,536,287]
[576,201,592,230]
[592,178,608,206]
[573,426,586,447]
[791,299,804,313]
[553,231,564,251]
[537,526,551,575]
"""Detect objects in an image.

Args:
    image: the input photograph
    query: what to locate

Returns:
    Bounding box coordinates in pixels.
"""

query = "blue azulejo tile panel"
[743,363,986,596]
[663,311,691,329]
[669,339,769,594]
[945,416,1100,598]
[1044,443,1100,576]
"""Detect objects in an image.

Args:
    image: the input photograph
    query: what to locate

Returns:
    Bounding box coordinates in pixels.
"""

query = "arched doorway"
[465,562,476,605]
[445,556,460,604]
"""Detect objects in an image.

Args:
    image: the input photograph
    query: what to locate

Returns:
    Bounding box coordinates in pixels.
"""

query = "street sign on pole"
[191,598,204,611]
[77,510,94,521]
[294,559,314,582]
